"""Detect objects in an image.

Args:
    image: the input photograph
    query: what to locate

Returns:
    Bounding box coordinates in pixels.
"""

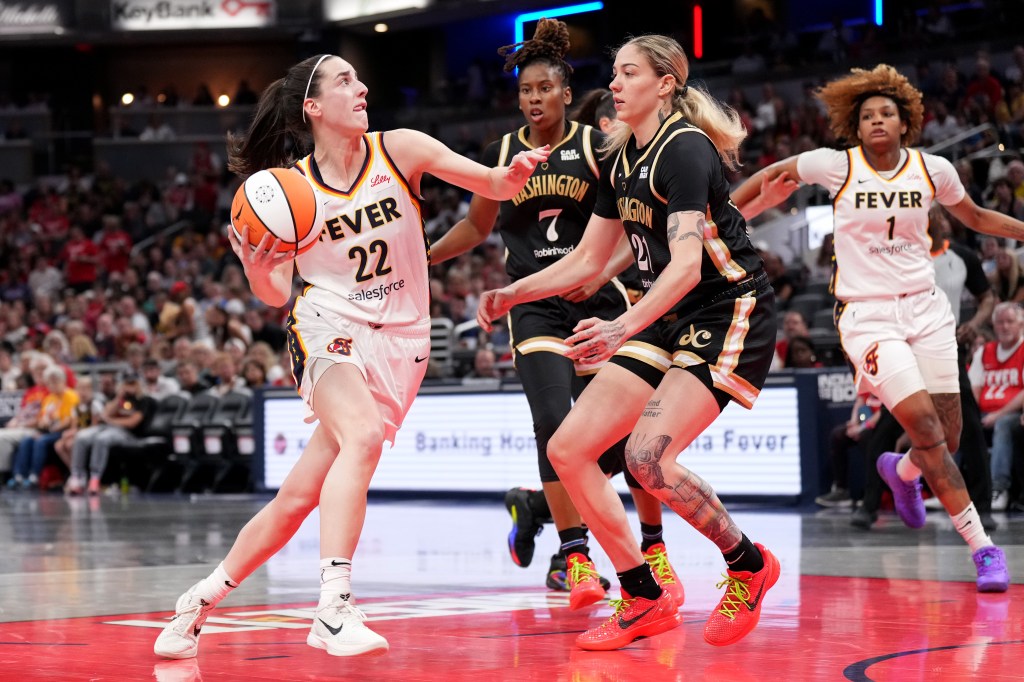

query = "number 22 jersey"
[293,132,431,330]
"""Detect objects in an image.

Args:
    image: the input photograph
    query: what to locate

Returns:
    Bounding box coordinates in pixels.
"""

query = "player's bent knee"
[546,431,576,474]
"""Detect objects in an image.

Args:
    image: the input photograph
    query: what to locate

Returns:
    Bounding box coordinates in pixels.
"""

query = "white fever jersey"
[797,146,965,301]
[293,132,430,329]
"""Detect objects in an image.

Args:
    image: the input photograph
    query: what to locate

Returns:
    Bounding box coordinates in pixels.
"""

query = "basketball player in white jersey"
[154,54,549,659]
[734,64,1024,592]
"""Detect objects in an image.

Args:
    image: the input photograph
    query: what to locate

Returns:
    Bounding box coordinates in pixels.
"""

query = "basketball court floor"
[0,492,1021,681]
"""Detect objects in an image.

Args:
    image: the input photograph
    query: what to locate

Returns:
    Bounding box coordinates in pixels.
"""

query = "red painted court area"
[1,577,1021,681]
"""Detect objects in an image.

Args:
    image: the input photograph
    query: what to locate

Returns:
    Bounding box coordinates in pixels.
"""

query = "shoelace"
[599,598,634,628]
[325,599,369,625]
[714,574,752,620]
[644,547,677,585]
[171,597,212,637]
[567,557,599,587]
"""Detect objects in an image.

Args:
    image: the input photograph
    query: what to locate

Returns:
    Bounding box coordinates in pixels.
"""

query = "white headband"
[302,54,331,123]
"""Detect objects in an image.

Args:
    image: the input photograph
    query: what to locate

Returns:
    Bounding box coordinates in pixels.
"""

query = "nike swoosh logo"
[857,178,869,183]
[415,356,428,363]
[318,618,343,636]
[618,606,654,629]
[331,560,349,566]
[746,577,769,610]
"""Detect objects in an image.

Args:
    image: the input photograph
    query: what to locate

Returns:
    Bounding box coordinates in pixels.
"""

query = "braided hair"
[497,17,573,85]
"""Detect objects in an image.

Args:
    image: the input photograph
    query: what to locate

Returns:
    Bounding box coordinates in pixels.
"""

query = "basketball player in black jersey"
[431,19,683,610]
[478,34,780,651]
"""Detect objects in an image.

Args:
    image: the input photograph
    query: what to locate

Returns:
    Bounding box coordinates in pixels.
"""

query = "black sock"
[558,526,589,558]
[639,523,664,552]
[722,534,764,574]
[617,563,662,601]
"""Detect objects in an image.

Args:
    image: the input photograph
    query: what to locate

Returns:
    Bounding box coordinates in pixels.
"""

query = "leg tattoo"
[910,439,968,499]
[931,393,962,452]
[625,433,741,550]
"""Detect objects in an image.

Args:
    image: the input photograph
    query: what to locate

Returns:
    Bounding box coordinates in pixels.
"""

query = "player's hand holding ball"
[228,167,323,274]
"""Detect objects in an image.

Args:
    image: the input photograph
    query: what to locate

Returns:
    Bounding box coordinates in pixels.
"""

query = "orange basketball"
[230,168,323,256]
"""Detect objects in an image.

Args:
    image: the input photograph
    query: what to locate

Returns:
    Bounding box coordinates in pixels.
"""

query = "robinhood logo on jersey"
[534,245,573,259]
[348,278,406,302]
[111,0,276,30]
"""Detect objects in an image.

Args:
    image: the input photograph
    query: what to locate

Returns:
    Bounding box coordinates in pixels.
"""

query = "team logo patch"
[678,324,712,349]
[863,342,880,376]
[326,337,353,355]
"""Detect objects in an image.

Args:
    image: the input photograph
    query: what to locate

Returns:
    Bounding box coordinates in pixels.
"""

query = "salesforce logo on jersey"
[348,278,406,302]
[111,0,276,30]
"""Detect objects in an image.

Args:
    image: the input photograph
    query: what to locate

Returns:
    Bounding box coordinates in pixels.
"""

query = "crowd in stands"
[1,9,1024,497]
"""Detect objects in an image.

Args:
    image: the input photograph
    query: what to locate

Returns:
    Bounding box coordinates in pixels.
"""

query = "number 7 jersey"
[293,132,431,329]
[796,145,965,301]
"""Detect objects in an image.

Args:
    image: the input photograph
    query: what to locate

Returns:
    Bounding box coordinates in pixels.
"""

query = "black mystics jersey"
[593,112,762,317]
[482,121,602,282]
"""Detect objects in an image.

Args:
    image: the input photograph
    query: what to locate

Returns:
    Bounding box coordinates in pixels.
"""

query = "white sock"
[194,562,239,605]
[896,453,922,481]
[953,503,993,553]
[319,557,352,608]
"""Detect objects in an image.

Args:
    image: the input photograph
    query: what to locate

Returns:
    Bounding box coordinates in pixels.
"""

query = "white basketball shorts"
[287,295,430,445]
[836,287,959,409]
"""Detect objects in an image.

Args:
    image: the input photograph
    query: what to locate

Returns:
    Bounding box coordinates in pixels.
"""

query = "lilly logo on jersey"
[560,149,580,161]
[326,337,353,356]
[678,325,712,348]
[370,173,392,189]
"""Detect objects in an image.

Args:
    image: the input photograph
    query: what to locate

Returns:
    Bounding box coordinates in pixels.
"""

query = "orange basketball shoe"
[566,553,607,610]
[703,543,780,646]
[643,543,684,607]
[575,589,682,651]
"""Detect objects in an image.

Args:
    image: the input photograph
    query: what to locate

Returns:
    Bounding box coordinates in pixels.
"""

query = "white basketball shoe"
[154,582,216,659]
[306,594,388,656]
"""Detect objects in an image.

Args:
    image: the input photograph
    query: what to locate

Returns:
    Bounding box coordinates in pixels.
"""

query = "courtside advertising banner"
[260,386,801,495]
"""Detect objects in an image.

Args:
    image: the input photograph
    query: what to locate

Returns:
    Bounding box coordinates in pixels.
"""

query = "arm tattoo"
[667,213,706,244]
[624,432,741,550]
[667,214,680,242]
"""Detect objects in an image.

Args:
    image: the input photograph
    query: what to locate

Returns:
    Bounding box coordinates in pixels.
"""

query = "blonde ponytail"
[676,84,746,170]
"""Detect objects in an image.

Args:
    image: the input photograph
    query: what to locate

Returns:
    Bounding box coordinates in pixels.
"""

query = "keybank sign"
[111,0,276,30]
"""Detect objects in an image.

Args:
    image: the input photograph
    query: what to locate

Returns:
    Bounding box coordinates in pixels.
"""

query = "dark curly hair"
[497,17,573,85]
[817,64,924,147]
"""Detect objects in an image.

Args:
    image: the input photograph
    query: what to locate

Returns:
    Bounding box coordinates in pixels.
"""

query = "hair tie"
[302,54,331,123]
[681,84,689,98]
